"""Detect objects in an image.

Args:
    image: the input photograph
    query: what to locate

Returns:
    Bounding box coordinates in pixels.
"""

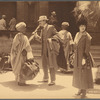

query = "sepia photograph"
[0,0,100,99]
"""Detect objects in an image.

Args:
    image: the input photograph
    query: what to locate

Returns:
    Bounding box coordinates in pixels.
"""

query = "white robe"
[11,33,33,82]
[0,19,6,30]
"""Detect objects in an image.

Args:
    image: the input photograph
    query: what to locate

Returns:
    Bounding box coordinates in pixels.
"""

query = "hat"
[16,22,26,31]
[38,16,48,22]
[51,11,56,15]
[2,15,6,18]
[62,22,69,26]
[77,14,87,27]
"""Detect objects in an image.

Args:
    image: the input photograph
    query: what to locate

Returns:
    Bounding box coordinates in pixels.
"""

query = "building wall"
[16,1,49,29]
[0,2,16,26]
[0,1,99,45]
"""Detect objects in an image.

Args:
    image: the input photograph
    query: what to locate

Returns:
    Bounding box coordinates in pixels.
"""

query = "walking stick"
[29,25,40,42]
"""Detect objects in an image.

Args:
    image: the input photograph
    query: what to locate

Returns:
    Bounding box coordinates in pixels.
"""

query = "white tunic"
[0,19,6,30]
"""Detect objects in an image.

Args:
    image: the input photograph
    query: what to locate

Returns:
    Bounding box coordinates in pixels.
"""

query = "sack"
[21,60,39,80]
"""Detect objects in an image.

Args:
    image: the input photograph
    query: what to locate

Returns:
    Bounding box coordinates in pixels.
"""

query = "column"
[16,1,28,23]
[39,1,49,16]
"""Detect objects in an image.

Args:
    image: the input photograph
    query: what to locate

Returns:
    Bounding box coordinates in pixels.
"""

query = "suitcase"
[21,60,39,80]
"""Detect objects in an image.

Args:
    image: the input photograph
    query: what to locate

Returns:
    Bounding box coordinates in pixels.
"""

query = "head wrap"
[62,22,69,26]
[16,22,26,31]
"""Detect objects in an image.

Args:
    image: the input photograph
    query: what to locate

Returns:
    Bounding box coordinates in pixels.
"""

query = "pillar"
[16,1,28,24]
[39,1,49,17]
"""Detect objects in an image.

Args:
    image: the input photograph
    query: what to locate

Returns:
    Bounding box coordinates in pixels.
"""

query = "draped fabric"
[0,19,6,30]
[11,33,33,82]
[47,30,73,70]
[9,18,16,31]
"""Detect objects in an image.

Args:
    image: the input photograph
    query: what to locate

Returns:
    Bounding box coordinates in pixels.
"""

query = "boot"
[75,89,82,96]
[81,89,86,98]
[18,82,26,86]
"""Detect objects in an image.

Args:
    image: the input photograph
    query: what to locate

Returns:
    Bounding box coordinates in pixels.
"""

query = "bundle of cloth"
[47,25,74,71]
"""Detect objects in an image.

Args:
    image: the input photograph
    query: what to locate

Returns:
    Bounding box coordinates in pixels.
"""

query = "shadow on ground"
[56,70,73,76]
[38,83,65,91]
[0,81,39,91]
[0,80,65,92]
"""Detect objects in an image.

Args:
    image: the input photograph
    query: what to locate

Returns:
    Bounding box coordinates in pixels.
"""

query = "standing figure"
[72,17,94,98]
[58,22,74,71]
[9,17,16,31]
[0,15,6,30]
[11,22,34,86]
[49,11,58,30]
[49,11,57,25]
[33,16,58,86]
[49,22,74,71]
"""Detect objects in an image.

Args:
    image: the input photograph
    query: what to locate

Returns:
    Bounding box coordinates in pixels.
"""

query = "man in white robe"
[11,22,33,86]
[0,15,6,30]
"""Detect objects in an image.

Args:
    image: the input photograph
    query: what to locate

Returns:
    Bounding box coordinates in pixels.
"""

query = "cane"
[29,25,40,42]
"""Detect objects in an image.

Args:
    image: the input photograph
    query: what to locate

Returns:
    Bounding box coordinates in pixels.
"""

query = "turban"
[62,22,69,26]
[16,22,26,31]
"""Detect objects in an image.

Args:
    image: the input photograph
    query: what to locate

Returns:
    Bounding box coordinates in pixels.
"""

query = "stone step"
[31,44,100,55]
[31,45,100,67]
[94,60,100,66]
[91,46,100,49]
[32,49,41,53]
[32,51,41,57]
[90,46,100,53]
[91,53,100,58]
[94,57,100,61]
[90,49,100,53]
[31,44,100,50]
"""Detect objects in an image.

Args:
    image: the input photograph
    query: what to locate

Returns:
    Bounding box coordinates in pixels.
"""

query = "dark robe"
[72,32,94,89]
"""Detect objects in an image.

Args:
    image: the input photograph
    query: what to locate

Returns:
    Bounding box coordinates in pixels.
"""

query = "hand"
[48,38,52,43]
[82,58,86,65]
[32,32,35,35]
[34,34,40,39]
[26,58,34,64]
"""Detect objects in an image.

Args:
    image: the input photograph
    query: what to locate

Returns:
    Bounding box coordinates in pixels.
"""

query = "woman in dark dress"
[72,17,94,98]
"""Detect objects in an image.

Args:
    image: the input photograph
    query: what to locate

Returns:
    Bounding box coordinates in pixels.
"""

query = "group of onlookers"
[0,15,16,31]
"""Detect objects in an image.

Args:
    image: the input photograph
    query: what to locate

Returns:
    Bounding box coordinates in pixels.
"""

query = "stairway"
[0,34,99,66]
[90,46,100,67]
[32,44,100,67]
[31,44,42,57]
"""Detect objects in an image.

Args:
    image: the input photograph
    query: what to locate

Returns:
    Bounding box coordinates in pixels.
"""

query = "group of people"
[10,14,95,98]
[0,15,16,31]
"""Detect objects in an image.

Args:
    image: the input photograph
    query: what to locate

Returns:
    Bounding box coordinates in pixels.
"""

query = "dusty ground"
[0,57,100,99]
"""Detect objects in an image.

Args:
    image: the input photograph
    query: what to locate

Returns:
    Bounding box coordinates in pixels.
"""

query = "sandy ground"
[0,58,100,99]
